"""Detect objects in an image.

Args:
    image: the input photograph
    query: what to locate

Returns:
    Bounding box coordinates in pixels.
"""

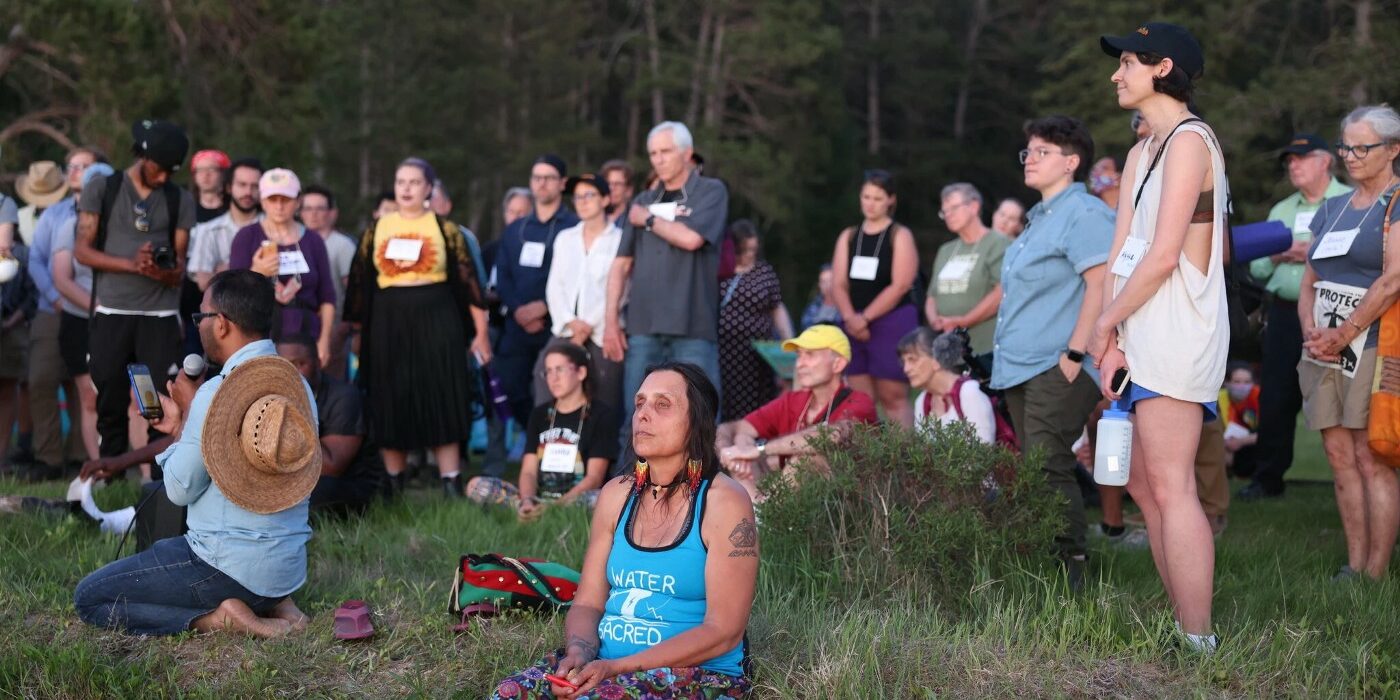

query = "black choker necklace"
[648,475,685,499]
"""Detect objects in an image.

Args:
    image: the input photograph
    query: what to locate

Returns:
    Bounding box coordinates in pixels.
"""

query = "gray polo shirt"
[617,170,728,342]
[77,172,195,314]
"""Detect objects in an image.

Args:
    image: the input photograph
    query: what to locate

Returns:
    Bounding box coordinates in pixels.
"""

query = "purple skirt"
[847,304,918,381]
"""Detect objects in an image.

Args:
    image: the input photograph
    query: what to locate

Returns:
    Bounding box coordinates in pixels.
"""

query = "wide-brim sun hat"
[15,161,69,208]
[201,356,320,514]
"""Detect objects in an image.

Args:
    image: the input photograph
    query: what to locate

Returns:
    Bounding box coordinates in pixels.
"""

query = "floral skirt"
[491,649,750,699]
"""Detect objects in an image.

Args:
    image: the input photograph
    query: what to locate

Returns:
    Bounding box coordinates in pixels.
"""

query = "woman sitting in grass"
[492,362,756,698]
[467,344,617,518]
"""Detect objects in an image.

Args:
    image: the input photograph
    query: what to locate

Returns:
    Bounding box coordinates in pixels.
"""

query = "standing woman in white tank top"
[1089,23,1227,653]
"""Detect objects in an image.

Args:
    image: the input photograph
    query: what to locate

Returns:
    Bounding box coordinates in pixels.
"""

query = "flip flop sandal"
[333,599,375,640]
[451,603,498,634]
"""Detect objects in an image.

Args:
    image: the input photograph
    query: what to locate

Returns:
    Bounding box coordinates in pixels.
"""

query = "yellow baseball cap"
[781,324,851,360]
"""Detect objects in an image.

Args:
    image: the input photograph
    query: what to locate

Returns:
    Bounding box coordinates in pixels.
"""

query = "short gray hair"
[1342,104,1400,173]
[940,182,982,206]
[648,121,694,151]
[501,186,532,213]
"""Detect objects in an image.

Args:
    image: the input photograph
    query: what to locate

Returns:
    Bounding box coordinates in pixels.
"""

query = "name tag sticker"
[849,255,879,281]
[384,237,423,262]
[277,250,310,275]
[647,202,679,222]
[1311,228,1359,260]
[540,443,579,473]
[1110,238,1149,278]
[1293,210,1316,235]
[519,241,547,268]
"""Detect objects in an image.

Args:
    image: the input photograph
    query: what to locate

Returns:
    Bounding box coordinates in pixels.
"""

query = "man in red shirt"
[716,324,879,499]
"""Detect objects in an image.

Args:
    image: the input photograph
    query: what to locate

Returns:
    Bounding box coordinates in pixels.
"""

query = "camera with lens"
[152,244,177,270]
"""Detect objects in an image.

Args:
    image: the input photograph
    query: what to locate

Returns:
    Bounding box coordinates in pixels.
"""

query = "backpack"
[943,376,1020,452]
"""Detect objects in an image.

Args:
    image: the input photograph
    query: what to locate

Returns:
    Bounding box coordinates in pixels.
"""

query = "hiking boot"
[386,471,408,498]
[1236,482,1282,502]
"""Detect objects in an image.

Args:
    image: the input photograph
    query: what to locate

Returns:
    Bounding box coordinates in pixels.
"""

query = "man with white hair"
[1238,133,1352,501]
[604,121,729,438]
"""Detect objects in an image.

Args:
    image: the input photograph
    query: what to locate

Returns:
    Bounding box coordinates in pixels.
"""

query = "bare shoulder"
[704,475,756,525]
[593,476,634,528]
[893,224,917,243]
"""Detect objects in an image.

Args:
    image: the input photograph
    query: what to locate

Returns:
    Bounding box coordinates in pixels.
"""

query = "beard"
[231,196,259,214]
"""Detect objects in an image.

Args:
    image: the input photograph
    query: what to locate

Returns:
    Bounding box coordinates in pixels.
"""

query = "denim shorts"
[1120,382,1220,422]
[74,536,278,636]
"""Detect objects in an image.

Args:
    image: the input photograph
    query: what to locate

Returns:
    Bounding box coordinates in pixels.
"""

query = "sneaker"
[1091,522,1127,541]
[441,474,464,498]
[1237,482,1283,502]
[1331,565,1360,583]
[1117,529,1151,549]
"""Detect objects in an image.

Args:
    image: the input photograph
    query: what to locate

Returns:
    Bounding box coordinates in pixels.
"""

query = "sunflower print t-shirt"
[373,211,448,288]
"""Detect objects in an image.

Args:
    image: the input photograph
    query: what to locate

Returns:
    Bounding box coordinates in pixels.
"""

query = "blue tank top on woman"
[596,479,745,677]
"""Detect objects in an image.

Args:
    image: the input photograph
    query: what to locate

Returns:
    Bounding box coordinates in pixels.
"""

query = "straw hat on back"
[202,356,320,514]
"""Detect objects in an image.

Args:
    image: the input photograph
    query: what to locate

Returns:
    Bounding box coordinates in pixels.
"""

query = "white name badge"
[277,250,310,275]
[849,255,879,281]
[647,202,679,222]
[385,237,423,262]
[540,443,579,473]
[1311,228,1360,260]
[1110,237,1149,278]
[1293,210,1316,235]
[519,241,547,268]
[937,256,977,282]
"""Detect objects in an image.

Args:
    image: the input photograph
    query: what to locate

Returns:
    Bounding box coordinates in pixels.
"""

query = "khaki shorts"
[1298,346,1376,431]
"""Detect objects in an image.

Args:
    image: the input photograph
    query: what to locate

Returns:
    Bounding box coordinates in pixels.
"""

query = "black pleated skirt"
[366,283,474,450]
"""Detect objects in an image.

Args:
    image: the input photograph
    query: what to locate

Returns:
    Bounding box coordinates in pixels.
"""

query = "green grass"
[1,471,1396,699]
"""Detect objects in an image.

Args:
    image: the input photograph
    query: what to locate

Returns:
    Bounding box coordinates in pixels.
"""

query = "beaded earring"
[686,458,702,492]
[633,459,649,495]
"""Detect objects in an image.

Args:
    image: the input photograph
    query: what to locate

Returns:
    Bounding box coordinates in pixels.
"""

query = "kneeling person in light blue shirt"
[74,269,318,637]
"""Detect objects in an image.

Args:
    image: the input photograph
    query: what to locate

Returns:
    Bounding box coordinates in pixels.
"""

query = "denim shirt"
[29,197,77,311]
[990,183,1113,390]
[158,339,315,598]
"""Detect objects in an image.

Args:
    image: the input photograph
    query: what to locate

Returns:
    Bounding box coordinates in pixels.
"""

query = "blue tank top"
[596,479,745,677]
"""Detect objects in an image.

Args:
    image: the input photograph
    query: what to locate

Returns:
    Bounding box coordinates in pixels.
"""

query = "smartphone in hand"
[128,364,163,420]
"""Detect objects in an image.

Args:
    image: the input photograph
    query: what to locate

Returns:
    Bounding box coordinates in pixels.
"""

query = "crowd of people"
[0,18,1396,697]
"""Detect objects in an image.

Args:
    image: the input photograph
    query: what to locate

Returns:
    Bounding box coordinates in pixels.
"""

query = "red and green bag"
[448,553,581,616]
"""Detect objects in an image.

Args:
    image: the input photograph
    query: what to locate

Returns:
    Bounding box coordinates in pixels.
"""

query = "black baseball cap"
[1100,22,1204,78]
[1279,133,1329,158]
[566,173,610,199]
[533,153,567,178]
[131,119,190,173]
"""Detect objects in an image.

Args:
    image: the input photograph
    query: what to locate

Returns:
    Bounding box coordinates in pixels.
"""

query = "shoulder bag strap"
[948,376,968,421]
[495,555,569,606]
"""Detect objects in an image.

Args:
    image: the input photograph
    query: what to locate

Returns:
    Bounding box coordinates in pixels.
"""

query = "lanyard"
[1318,183,1394,244]
[722,273,743,307]
[854,223,890,260]
[547,402,588,438]
[796,389,841,431]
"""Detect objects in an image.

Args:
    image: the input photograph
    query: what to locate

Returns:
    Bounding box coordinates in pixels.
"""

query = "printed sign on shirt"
[1311,228,1360,260]
[540,443,580,473]
[1293,210,1316,236]
[849,255,879,281]
[647,202,679,222]
[936,254,978,295]
[385,237,423,262]
[1306,280,1368,377]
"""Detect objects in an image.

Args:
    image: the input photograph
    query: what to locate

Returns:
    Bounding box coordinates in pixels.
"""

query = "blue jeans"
[74,536,279,636]
[614,335,720,476]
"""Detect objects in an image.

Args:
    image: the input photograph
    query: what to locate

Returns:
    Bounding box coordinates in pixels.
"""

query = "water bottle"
[479,361,513,424]
[1094,400,1133,486]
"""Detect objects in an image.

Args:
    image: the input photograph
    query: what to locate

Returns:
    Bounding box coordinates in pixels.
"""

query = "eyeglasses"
[537,366,578,379]
[530,174,561,183]
[938,200,973,220]
[1335,142,1389,159]
[190,311,222,325]
[1019,147,1067,165]
[133,202,151,233]
[573,192,601,202]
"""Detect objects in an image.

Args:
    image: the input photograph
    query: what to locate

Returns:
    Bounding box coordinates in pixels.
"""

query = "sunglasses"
[190,311,223,326]
[134,202,151,233]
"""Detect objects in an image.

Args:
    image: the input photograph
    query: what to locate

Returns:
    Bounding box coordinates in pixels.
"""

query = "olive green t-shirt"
[928,231,1010,355]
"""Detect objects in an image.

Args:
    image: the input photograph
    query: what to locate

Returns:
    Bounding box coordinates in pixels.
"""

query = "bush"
[760,421,1064,607]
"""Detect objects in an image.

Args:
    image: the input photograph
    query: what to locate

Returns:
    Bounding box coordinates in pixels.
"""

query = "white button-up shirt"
[546,220,622,346]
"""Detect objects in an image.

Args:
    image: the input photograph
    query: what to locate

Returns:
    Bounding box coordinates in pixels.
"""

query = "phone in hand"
[128,364,163,420]
[544,673,579,690]
[1110,367,1131,396]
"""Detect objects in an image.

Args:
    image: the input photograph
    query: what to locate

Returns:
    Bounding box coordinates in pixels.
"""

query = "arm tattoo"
[727,517,758,557]
[567,634,598,660]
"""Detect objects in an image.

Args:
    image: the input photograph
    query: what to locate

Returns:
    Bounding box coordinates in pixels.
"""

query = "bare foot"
[269,597,310,632]
[191,598,293,638]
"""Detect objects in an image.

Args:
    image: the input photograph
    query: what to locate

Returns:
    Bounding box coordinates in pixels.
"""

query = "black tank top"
[845,222,903,311]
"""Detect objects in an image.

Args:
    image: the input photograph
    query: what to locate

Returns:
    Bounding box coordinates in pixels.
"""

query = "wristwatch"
[754,439,768,457]
[1064,348,1087,363]
[644,214,656,230]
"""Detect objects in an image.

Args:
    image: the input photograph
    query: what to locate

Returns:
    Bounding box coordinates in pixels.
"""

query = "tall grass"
[0,468,1395,698]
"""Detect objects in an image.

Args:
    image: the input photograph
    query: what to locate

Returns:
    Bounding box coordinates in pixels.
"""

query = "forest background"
[2,0,1397,307]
